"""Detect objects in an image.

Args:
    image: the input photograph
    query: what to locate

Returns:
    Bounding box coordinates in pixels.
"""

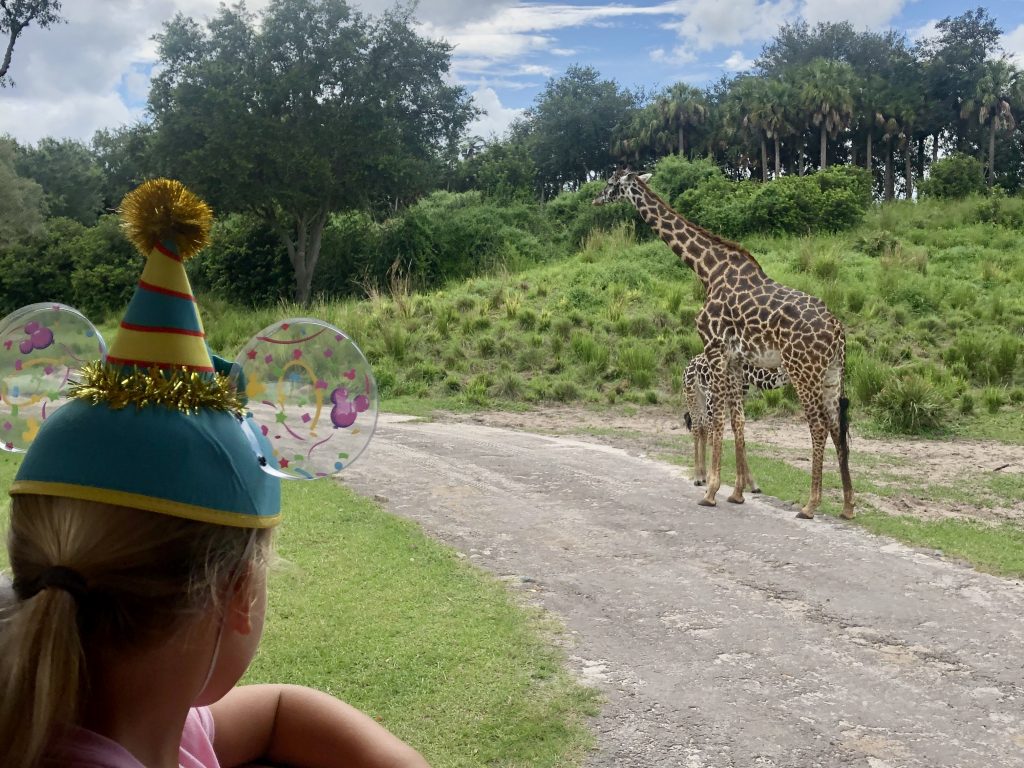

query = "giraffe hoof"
[795,510,815,520]
[693,479,706,487]
[750,486,761,494]
[697,498,717,507]
[841,508,856,520]
[727,493,744,504]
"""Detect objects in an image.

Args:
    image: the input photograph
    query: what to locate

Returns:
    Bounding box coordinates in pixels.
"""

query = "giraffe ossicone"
[595,169,854,519]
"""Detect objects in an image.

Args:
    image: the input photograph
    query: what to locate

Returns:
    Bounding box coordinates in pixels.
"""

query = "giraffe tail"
[683,411,693,431]
[838,396,850,451]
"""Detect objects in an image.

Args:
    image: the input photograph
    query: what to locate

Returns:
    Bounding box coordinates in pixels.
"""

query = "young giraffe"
[684,352,789,493]
[595,170,854,519]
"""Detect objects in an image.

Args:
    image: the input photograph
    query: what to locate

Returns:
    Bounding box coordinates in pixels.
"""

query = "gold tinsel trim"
[70,363,243,415]
[119,179,213,261]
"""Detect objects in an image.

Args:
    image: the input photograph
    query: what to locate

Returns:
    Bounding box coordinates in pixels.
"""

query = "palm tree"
[763,79,796,178]
[961,58,1019,188]
[798,58,857,170]
[727,76,772,181]
[657,83,708,158]
[875,110,903,201]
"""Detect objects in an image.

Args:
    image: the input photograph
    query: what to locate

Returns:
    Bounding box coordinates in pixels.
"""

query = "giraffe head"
[593,169,651,206]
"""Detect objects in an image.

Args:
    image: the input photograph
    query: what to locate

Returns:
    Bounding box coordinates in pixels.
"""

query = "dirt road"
[342,413,1024,768]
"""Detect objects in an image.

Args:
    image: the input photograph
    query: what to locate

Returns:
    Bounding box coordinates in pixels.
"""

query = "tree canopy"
[149,0,476,303]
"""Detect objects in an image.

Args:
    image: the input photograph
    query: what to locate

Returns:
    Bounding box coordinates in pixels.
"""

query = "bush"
[874,373,950,435]
[0,217,82,313]
[189,213,293,306]
[69,215,139,320]
[649,155,723,203]
[919,154,986,199]
[546,181,646,247]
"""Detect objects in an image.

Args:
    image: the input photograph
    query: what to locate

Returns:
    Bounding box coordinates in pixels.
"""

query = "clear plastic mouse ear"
[232,318,378,479]
[0,303,106,452]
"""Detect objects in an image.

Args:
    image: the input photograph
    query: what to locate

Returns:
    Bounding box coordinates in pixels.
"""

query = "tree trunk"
[904,146,913,200]
[820,123,827,169]
[884,141,894,201]
[931,134,939,163]
[774,136,781,178]
[279,209,329,306]
[865,132,872,172]
[678,126,685,157]
[760,138,768,182]
[988,120,996,188]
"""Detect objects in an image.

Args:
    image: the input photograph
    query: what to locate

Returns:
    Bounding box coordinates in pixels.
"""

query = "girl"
[0,179,430,768]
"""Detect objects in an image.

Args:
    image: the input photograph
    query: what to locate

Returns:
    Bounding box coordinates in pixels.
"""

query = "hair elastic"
[13,565,88,602]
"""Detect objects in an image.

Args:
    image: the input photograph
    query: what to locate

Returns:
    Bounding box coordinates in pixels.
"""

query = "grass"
[0,453,599,768]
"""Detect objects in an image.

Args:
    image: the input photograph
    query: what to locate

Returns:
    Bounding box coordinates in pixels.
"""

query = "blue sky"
[2,1,1023,145]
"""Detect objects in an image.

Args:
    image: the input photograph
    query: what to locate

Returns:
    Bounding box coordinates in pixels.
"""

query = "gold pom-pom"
[119,178,213,261]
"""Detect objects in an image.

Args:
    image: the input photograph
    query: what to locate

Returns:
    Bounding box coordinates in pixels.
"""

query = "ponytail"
[0,588,84,768]
[0,495,270,768]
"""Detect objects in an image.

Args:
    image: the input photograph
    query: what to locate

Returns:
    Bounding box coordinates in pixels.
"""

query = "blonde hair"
[0,495,272,768]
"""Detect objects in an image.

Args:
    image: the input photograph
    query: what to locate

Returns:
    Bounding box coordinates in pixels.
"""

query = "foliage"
[874,373,951,435]
[148,0,476,304]
[522,65,639,197]
[919,154,987,199]
[188,214,294,306]
[0,137,47,247]
[453,140,538,202]
[545,181,645,247]
[0,0,64,84]
[0,217,81,313]
[14,138,104,225]
[648,155,723,203]
[90,124,157,211]
[67,215,139,320]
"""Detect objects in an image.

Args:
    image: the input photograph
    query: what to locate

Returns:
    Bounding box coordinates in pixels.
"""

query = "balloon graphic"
[232,319,378,479]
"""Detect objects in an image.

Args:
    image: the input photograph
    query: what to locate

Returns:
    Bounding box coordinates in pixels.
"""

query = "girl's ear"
[225,565,263,635]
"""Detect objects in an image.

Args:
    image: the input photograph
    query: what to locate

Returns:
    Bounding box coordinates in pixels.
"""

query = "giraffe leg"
[727,368,748,504]
[798,408,828,519]
[693,426,707,486]
[823,355,855,519]
[700,419,724,507]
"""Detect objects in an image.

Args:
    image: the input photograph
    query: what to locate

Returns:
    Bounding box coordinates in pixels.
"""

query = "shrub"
[69,215,139,320]
[874,374,950,435]
[189,213,294,306]
[919,154,986,199]
[649,155,724,203]
[617,344,657,389]
[0,217,81,313]
[982,386,1006,414]
[546,181,645,247]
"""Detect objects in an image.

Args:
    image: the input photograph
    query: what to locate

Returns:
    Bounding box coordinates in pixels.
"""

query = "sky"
[2,0,1024,146]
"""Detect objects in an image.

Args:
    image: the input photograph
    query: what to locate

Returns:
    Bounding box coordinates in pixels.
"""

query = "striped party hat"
[10,179,281,527]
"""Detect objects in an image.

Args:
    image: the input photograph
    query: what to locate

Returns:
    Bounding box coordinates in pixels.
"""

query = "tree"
[0,0,63,84]
[919,8,1003,152]
[524,65,638,196]
[798,58,856,170]
[960,58,1018,188]
[657,83,707,158]
[149,0,476,304]
[15,138,104,224]
[91,124,157,210]
[0,136,46,246]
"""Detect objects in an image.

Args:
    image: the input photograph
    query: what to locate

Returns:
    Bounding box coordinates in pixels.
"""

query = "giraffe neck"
[624,182,731,286]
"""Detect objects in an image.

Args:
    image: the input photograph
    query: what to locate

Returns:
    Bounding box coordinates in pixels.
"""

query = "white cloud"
[0,92,143,144]
[1002,25,1024,68]
[799,0,906,29]
[723,51,754,71]
[651,48,668,62]
[467,86,525,139]
[907,18,939,43]
[660,0,797,52]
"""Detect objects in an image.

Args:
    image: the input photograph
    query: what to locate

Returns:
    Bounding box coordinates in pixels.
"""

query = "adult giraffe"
[594,169,854,519]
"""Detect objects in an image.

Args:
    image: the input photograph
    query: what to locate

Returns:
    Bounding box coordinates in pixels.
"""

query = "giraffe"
[684,352,789,493]
[594,169,854,519]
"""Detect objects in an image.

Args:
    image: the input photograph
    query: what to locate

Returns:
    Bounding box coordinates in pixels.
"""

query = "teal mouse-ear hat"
[10,179,281,528]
